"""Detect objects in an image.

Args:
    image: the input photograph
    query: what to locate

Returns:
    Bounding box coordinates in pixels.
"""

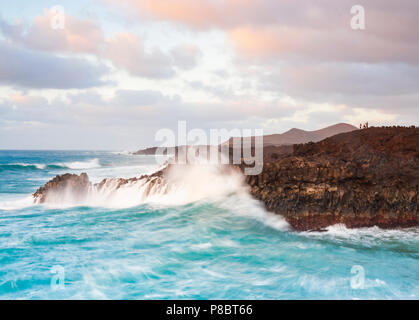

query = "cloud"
[103,0,419,120]
[112,89,181,106]
[103,34,203,78]
[262,62,419,97]
[0,12,203,80]
[102,32,175,79]
[0,9,104,54]
[0,41,109,89]
[1,88,416,149]
[171,44,202,70]
[111,0,271,29]
[228,25,419,64]
[113,0,419,64]
[0,88,295,130]
[187,80,233,99]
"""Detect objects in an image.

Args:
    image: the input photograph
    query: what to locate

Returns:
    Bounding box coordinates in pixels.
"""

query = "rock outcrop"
[33,173,90,203]
[244,126,419,230]
[33,167,166,204]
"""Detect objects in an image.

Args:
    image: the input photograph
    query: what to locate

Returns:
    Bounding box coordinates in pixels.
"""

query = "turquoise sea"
[0,150,418,299]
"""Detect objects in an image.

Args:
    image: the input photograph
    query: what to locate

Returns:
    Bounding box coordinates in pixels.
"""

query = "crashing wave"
[53,158,102,170]
[0,163,46,171]
[32,163,246,208]
[0,158,101,172]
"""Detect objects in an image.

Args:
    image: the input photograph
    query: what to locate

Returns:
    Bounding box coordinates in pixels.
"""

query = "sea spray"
[34,163,248,209]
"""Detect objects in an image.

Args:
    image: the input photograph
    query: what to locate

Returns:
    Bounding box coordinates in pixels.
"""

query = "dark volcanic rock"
[33,167,168,204]
[33,173,90,203]
[243,127,419,231]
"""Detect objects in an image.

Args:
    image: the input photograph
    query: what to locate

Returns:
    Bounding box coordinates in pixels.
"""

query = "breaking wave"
[33,162,290,231]
[52,158,102,170]
[0,196,34,211]
[38,164,249,209]
[0,158,102,171]
[300,224,419,245]
[0,163,46,171]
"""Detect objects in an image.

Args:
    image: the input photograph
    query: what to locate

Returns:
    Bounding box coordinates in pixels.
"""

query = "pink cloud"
[108,0,260,29]
[228,25,419,63]
[21,9,104,53]
[109,0,419,64]
[1,10,203,79]
[103,32,175,78]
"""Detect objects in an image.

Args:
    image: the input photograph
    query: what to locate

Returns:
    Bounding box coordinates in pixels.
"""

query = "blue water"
[0,150,418,299]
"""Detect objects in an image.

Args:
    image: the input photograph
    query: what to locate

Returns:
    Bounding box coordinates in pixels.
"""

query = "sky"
[0,0,418,150]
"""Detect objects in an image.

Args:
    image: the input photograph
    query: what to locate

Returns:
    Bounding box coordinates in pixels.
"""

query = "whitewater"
[0,150,418,299]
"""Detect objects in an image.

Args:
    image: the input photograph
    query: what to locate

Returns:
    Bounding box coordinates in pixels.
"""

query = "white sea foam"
[2,160,100,170]
[217,192,290,231]
[300,223,419,244]
[86,164,161,183]
[3,163,46,170]
[21,163,46,170]
[29,158,292,232]
[56,158,101,170]
[191,242,213,250]
[0,196,34,211]
[38,164,248,209]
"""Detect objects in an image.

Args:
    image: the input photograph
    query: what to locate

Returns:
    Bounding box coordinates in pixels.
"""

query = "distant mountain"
[223,123,358,147]
[134,123,358,154]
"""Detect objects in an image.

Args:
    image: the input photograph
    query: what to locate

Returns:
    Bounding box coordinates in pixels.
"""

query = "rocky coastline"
[33,127,418,231]
[243,126,418,230]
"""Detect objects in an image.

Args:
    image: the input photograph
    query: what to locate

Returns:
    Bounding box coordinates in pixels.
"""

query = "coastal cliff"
[244,127,419,230]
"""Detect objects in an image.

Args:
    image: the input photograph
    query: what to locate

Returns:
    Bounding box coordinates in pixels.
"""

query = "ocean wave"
[0,196,34,211]
[217,193,290,231]
[32,162,291,232]
[0,163,46,171]
[300,223,419,245]
[37,164,247,209]
[0,158,102,171]
[53,158,102,170]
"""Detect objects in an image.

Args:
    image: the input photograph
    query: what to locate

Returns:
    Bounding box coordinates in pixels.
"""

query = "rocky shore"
[33,168,166,204]
[244,126,419,230]
[33,126,418,231]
